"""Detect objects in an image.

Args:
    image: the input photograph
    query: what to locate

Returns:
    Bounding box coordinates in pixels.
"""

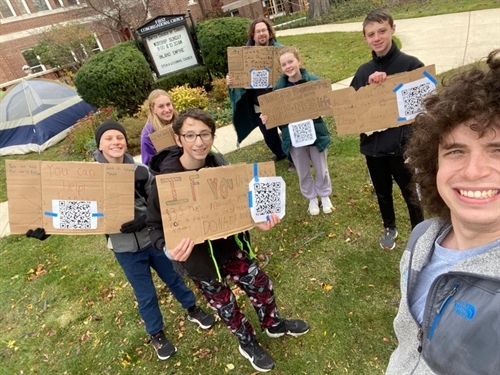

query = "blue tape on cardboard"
[393,83,403,92]
[253,163,259,182]
[423,70,438,85]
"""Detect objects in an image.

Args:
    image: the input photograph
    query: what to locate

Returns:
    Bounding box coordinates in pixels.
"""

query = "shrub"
[153,65,210,92]
[207,97,232,128]
[120,117,144,156]
[62,107,118,159]
[197,17,251,77]
[168,84,209,112]
[209,77,229,103]
[74,41,153,116]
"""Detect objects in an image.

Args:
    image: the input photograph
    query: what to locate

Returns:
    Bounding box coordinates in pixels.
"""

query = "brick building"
[0,0,302,88]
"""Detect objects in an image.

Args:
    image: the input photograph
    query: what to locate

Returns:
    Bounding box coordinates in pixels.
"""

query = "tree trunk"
[307,0,331,18]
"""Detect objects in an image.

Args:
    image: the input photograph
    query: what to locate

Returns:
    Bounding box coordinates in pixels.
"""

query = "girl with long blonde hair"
[140,89,178,165]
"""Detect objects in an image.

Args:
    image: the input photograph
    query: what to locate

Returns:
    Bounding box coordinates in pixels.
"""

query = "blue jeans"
[114,245,196,335]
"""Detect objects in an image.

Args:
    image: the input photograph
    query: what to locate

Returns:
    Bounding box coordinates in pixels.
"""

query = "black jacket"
[350,41,424,157]
[146,146,252,281]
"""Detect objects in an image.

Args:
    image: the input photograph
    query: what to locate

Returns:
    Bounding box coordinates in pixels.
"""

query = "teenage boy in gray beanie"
[27,120,215,360]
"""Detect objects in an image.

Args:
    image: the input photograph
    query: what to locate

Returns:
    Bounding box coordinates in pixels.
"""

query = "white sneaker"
[321,196,333,214]
[308,198,320,215]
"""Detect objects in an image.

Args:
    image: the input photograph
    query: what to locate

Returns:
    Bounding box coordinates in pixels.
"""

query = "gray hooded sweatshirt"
[93,150,154,253]
[386,218,500,375]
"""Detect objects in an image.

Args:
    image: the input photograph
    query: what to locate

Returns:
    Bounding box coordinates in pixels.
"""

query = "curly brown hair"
[405,49,500,220]
[247,18,276,45]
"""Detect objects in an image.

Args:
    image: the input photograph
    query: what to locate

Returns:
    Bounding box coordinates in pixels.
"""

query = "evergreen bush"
[197,17,251,77]
[74,41,153,116]
[153,65,210,92]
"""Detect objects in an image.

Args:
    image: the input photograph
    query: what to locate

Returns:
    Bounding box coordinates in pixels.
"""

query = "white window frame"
[22,49,46,73]
[92,34,103,53]
[0,0,16,17]
[263,0,285,19]
[20,0,31,13]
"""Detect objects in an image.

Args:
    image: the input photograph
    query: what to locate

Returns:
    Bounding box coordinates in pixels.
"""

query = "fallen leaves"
[27,264,46,281]
[321,283,333,292]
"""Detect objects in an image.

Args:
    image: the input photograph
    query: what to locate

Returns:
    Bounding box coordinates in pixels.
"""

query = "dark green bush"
[197,17,251,77]
[62,107,118,160]
[74,41,153,116]
[153,65,210,91]
[121,117,144,156]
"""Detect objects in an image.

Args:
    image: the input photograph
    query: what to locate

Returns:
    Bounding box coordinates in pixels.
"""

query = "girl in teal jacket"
[261,47,333,216]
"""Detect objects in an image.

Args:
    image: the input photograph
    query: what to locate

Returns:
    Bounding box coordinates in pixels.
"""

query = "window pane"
[32,0,48,12]
[22,49,44,72]
[0,0,14,17]
[12,0,28,14]
[66,0,78,5]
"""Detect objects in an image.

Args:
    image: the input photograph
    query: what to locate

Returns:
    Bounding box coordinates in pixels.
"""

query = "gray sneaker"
[380,228,398,250]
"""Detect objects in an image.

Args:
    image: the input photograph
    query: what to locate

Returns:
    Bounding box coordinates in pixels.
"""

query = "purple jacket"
[140,120,156,166]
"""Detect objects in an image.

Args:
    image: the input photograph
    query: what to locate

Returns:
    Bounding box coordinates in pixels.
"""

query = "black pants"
[253,111,288,160]
[365,155,424,229]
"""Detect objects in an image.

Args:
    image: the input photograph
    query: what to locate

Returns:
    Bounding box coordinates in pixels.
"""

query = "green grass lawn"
[1,127,407,374]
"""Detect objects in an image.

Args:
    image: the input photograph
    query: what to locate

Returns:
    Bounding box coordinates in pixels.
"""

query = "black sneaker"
[187,306,215,329]
[266,319,309,338]
[150,330,177,360]
[380,227,398,250]
[238,339,275,372]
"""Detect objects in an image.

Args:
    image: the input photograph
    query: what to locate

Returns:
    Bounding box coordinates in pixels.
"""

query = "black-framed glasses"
[179,132,214,143]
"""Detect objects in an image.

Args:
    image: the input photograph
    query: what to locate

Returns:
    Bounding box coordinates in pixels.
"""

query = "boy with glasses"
[147,108,309,372]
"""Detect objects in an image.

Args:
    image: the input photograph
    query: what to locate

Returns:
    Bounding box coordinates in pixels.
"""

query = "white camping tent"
[0,78,95,155]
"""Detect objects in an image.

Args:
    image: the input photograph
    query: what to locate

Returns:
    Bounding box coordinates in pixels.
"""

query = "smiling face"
[99,129,127,164]
[437,123,500,240]
[253,22,270,46]
[363,20,395,57]
[175,117,214,170]
[279,51,301,82]
[152,94,175,125]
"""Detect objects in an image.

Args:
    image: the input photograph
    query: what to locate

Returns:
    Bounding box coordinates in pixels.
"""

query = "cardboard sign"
[149,125,176,152]
[227,46,284,89]
[332,65,437,135]
[258,79,333,128]
[156,161,276,249]
[6,160,134,234]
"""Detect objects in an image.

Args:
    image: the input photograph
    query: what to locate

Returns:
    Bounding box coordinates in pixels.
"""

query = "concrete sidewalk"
[1,9,498,238]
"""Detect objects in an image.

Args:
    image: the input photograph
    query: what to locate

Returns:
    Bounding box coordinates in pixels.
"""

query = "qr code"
[401,82,433,117]
[59,200,92,229]
[254,181,283,216]
[251,69,269,89]
[290,121,315,144]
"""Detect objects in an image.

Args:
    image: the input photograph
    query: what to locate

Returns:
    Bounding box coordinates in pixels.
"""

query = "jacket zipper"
[418,283,459,353]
